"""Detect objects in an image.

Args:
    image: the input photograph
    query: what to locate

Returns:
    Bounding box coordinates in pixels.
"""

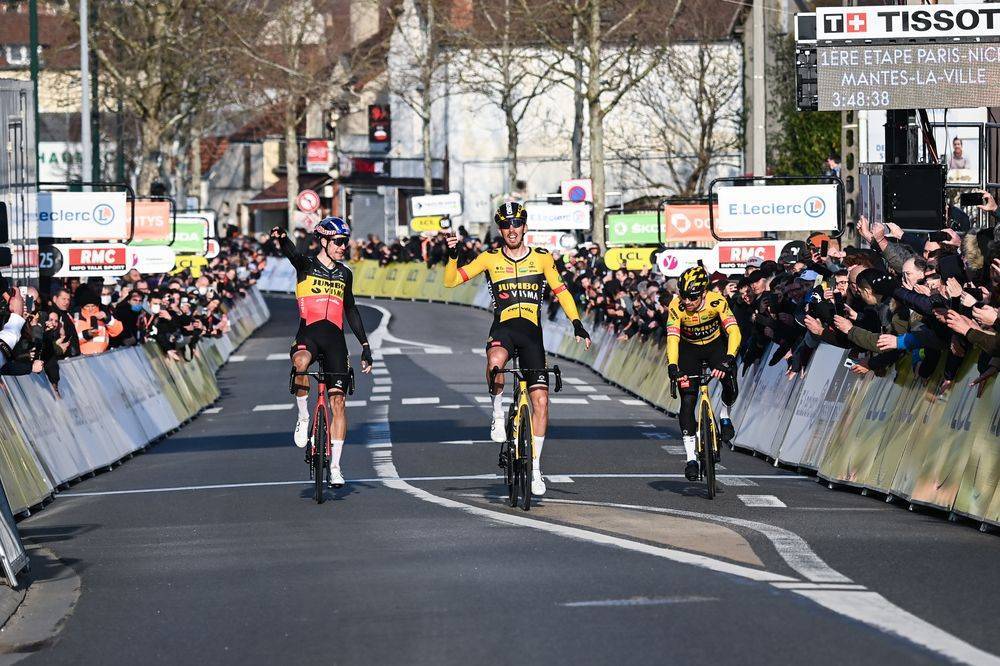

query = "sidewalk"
[0,583,26,630]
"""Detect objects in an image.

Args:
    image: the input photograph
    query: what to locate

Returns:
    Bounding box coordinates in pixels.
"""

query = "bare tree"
[450,0,558,194]
[87,0,238,194]
[389,0,451,193]
[522,0,682,247]
[608,37,742,197]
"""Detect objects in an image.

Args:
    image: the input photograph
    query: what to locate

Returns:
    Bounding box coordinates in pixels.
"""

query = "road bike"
[671,361,719,499]
[489,354,562,511]
[290,354,355,504]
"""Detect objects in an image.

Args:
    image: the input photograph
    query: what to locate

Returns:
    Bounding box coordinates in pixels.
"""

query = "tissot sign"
[817,4,1000,41]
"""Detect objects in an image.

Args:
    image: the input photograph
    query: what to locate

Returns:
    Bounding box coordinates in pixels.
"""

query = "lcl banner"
[127,200,172,245]
[36,191,128,241]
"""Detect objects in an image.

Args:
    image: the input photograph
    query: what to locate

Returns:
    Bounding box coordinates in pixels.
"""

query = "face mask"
[131,303,143,312]
[237,267,249,280]
[198,287,208,295]
[101,295,112,305]
[151,304,161,314]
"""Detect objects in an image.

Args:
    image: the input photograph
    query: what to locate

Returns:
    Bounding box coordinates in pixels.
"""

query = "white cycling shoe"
[490,414,506,443]
[531,468,546,496]
[293,416,309,448]
[329,467,345,489]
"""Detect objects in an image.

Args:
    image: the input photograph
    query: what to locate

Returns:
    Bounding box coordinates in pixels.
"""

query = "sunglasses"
[325,236,350,247]
[497,219,526,230]
[679,293,703,303]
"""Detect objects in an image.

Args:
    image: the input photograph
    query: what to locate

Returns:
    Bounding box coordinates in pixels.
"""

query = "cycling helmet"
[314,216,350,238]
[494,201,527,226]
[678,265,710,299]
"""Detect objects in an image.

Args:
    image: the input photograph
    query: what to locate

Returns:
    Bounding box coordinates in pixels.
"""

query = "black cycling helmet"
[678,265,710,299]
[314,216,350,238]
[494,201,527,226]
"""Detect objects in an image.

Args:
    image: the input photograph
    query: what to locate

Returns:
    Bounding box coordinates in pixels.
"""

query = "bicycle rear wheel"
[700,401,716,499]
[505,439,517,507]
[314,408,328,504]
[518,405,532,511]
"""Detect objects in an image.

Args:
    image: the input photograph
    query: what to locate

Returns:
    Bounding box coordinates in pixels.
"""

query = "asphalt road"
[6,296,1000,665]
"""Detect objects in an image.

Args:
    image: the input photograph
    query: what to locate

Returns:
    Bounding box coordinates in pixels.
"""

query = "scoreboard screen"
[816,43,1000,110]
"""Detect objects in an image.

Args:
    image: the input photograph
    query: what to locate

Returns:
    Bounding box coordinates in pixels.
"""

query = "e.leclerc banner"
[36,191,128,241]
[716,184,838,234]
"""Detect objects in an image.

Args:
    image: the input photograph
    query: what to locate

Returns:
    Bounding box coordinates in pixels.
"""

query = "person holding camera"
[74,301,123,356]
[0,278,29,371]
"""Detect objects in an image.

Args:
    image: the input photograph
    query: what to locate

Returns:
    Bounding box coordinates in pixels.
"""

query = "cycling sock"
[532,435,544,461]
[331,439,344,469]
[719,404,731,421]
[492,392,504,417]
[683,435,697,462]
[296,395,308,418]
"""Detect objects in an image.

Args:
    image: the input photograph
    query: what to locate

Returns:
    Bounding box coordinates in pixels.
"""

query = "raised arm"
[444,252,487,288]
[270,227,311,273]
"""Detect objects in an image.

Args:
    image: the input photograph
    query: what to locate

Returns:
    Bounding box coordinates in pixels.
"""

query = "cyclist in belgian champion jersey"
[270,218,373,488]
[443,202,591,497]
[666,266,741,482]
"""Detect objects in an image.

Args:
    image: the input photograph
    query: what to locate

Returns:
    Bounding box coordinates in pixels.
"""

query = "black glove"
[667,364,681,381]
[714,354,736,374]
[572,319,590,340]
[361,344,374,368]
[447,242,460,260]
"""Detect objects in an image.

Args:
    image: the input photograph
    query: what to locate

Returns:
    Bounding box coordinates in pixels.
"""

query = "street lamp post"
[80,0,92,187]
[29,0,39,180]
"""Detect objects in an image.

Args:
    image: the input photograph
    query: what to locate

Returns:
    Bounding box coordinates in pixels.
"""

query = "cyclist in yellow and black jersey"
[444,202,591,497]
[666,265,742,482]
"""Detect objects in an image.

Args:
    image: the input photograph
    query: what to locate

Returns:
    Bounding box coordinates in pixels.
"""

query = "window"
[3,45,31,68]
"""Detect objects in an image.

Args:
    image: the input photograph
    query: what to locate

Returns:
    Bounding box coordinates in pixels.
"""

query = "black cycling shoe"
[720,418,735,444]
[684,460,700,482]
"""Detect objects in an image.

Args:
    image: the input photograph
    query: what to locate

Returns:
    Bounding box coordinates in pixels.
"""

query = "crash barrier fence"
[0,287,270,585]
[259,259,1000,530]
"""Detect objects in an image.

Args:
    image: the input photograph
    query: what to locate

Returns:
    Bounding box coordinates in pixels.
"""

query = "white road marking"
[252,403,293,412]
[545,475,574,483]
[370,395,390,401]
[588,394,612,401]
[620,399,645,406]
[470,348,486,356]
[439,440,493,445]
[402,397,439,405]
[436,405,475,410]
[563,377,585,385]
[474,396,492,404]
[661,445,686,455]
[641,432,672,440]
[204,407,222,414]
[346,400,367,408]
[372,368,389,376]
[636,422,657,428]
[772,582,867,590]
[265,353,286,361]
[560,596,716,608]
[573,385,596,393]
[379,347,402,355]
[373,376,392,385]
[229,355,247,362]
[719,477,759,487]
[739,495,786,507]
[550,397,588,405]
[371,386,392,393]
[424,347,452,354]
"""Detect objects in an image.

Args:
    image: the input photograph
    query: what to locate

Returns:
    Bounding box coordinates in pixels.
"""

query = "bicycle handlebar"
[489,365,563,394]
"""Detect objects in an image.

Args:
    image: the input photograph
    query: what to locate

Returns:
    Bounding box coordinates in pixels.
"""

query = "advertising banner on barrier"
[655,248,715,277]
[37,191,128,241]
[127,245,177,274]
[716,240,796,271]
[127,200,172,245]
[525,231,576,252]
[0,477,27,585]
[716,184,838,233]
[524,203,591,230]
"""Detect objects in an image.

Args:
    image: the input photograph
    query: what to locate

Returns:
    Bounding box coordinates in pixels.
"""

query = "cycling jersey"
[666,293,741,366]
[444,247,580,326]
[278,236,368,346]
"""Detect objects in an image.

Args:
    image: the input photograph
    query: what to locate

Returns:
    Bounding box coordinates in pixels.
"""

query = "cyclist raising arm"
[666,266,741,482]
[444,202,590,497]
[270,218,372,488]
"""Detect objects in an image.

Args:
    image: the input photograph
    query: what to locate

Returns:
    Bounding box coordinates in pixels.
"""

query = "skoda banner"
[37,191,128,241]
[716,184,838,233]
[607,212,659,246]
[173,214,209,255]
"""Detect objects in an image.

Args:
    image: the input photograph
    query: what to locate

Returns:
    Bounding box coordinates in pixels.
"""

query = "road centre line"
[551,397,588,405]
[620,399,645,406]
[203,407,222,414]
[229,355,247,362]
[265,353,286,361]
[372,386,392,393]
[563,377,585,385]
[719,477,759,487]
[739,495,786,507]
[588,394,612,401]
[402,397,439,405]
[252,403,293,412]
[560,596,716,608]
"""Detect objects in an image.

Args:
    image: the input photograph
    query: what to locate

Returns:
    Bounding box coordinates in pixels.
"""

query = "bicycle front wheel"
[314,408,328,504]
[700,401,716,499]
[518,405,532,511]
[506,439,518,508]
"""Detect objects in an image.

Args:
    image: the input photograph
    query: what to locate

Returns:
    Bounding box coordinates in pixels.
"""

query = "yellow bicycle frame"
[509,375,533,460]
[697,382,718,458]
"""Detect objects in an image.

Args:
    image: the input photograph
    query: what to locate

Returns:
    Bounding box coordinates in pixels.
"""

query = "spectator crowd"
[0,237,267,396]
[342,194,1000,394]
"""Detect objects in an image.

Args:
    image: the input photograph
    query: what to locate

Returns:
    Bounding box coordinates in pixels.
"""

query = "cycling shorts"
[487,319,548,388]
[290,322,350,393]
[678,336,728,378]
